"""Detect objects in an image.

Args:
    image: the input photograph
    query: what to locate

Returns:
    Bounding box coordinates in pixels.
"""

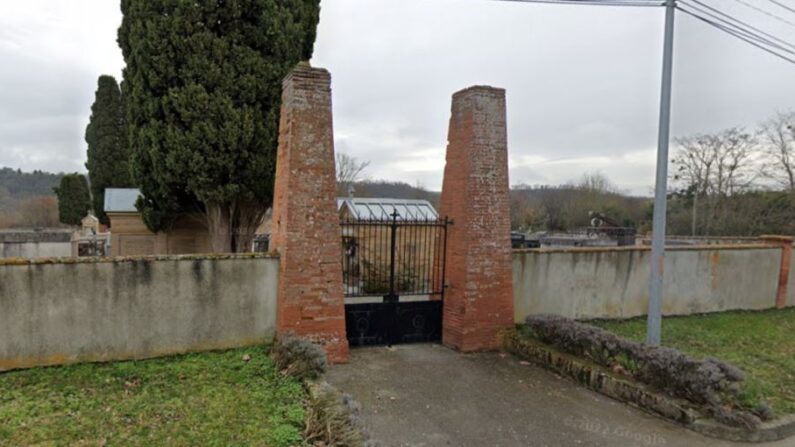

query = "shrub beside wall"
[518,315,765,428]
[271,335,379,447]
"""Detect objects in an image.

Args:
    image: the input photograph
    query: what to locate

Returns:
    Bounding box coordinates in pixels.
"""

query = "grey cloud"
[0,0,793,195]
[0,48,95,173]
[314,0,794,195]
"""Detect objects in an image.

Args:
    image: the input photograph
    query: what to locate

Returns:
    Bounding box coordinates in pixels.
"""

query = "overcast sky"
[0,0,793,195]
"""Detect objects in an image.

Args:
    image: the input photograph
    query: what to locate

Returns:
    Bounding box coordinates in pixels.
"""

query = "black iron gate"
[341,211,449,346]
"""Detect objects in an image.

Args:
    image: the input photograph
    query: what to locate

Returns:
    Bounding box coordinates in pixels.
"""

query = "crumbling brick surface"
[439,86,514,351]
[271,63,349,363]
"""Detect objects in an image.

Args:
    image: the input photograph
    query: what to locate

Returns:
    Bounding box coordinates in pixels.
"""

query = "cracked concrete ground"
[326,344,791,447]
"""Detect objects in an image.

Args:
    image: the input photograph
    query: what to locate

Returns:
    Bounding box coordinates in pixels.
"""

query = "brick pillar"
[439,86,514,352]
[270,63,348,363]
[760,235,793,309]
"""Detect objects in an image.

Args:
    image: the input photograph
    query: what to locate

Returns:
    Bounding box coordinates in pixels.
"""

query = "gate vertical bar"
[388,210,399,344]
[441,217,450,300]
[388,210,399,302]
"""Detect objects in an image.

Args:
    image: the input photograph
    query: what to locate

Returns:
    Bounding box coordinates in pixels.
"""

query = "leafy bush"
[523,315,761,427]
[271,334,328,381]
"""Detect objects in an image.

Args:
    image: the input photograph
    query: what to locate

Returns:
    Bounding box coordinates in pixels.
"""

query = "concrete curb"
[503,332,795,443]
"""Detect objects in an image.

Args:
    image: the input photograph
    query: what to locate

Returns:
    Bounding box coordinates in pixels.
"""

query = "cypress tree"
[53,174,91,226]
[85,75,132,226]
[118,0,321,252]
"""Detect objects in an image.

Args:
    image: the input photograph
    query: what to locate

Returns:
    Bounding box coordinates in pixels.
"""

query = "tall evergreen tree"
[85,75,132,226]
[53,174,91,226]
[118,0,321,252]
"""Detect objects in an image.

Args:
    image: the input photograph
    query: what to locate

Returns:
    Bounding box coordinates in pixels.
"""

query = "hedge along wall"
[512,244,785,321]
[0,254,278,371]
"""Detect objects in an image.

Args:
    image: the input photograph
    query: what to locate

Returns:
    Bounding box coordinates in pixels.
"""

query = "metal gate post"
[385,209,400,344]
[387,210,399,303]
[441,217,451,300]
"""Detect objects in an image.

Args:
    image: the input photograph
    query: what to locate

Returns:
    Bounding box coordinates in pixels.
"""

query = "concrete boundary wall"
[0,242,72,259]
[0,254,279,371]
[1,230,73,259]
[513,244,784,321]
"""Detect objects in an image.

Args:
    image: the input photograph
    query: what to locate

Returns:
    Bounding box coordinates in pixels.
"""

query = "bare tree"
[672,127,758,235]
[760,111,795,190]
[510,186,545,232]
[19,196,60,227]
[714,128,757,196]
[577,171,616,194]
[673,135,715,235]
[336,152,370,197]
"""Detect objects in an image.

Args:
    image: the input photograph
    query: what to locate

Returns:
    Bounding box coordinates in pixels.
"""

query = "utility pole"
[647,0,676,346]
[691,190,698,236]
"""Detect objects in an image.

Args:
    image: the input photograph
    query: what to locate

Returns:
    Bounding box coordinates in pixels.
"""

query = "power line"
[678,7,795,63]
[731,0,795,28]
[493,0,795,64]
[677,2,795,60]
[686,0,795,51]
[766,0,795,15]
[490,0,665,7]
[680,0,795,55]
[677,4,795,64]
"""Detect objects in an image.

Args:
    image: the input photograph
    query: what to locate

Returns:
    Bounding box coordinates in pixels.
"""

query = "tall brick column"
[270,63,348,363]
[439,86,514,352]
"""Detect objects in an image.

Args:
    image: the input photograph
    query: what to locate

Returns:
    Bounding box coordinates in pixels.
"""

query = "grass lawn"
[591,308,795,418]
[0,346,306,447]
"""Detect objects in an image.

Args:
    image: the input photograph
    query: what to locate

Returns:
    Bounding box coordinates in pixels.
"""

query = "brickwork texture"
[270,63,349,363]
[439,86,514,351]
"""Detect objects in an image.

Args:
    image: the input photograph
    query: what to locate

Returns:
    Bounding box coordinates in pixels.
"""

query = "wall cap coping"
[0,229,73,243]
[0,252,279,267]
[759,235,794,243]
[453,85,506,99]
[513,243,779,255]
[652,235,761,240]
[282,62,330,88]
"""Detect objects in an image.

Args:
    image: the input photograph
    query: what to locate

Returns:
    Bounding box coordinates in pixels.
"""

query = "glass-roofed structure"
[337,198,439,221]
[338,198,443,297]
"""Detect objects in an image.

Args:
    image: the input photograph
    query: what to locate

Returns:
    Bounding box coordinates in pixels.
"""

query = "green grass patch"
[591,308,795,417]
[0,346,307,446]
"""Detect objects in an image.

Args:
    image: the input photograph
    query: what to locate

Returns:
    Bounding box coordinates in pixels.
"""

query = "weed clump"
[304,383,381,447]
[271,334,328,381]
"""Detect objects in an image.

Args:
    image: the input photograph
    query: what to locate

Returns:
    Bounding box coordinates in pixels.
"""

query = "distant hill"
[351,180,440,207]
[348,180,651,232]
[0,167,63,211]
[0,168,652,232]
